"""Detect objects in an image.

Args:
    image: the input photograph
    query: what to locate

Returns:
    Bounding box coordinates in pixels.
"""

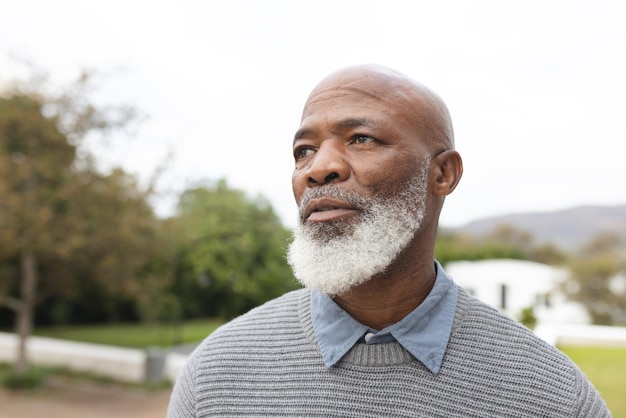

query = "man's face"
[291,79,432,233]
[287,75,435,295]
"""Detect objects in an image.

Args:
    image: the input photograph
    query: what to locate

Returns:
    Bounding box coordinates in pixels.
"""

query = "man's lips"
[303,197,359,222]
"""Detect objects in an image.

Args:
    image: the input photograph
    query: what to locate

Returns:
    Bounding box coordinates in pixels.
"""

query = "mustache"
[297,185,374,220]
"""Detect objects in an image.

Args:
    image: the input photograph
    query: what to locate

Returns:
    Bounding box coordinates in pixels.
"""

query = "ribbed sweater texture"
[167,287,611,417]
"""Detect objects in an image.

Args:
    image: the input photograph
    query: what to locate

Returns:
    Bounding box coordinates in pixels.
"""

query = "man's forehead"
[301,79,421,129]
[298,65,455,149]
[301,66,431,122]
[303,85,406,112]
[305,68,419,108]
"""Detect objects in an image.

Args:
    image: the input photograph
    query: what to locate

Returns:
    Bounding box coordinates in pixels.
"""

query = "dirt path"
[0,378,172,418]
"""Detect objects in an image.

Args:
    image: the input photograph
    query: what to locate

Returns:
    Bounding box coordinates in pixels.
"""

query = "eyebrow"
[293,117,376,143]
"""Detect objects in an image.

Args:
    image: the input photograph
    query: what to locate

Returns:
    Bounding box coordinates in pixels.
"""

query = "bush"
[1,367,48,390]
[518,306,537,330]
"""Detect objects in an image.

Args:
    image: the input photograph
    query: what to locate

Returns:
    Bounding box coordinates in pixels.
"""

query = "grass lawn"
[560,346,626,417]
[29,318,224,349]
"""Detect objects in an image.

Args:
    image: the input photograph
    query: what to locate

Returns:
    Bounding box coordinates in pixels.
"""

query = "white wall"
[445,259,590,324]
[0,332,184,383]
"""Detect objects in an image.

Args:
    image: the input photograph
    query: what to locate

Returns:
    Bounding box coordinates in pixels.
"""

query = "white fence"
[0,332,184,384]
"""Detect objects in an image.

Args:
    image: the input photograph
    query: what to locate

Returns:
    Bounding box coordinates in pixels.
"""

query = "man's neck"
[332,257,436,330]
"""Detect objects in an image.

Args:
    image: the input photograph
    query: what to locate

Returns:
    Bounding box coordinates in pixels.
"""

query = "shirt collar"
[311,260,458,374]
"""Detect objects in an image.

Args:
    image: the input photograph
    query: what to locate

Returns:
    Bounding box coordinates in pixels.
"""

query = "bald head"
[303,64,455,152]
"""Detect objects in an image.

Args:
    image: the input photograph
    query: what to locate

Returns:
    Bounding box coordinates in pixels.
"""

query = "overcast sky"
[1,0,625,228]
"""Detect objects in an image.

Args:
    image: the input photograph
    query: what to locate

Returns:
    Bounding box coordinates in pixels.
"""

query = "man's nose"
[305,142,350,185]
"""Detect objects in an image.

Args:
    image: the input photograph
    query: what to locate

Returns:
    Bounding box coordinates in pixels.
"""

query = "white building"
[445,259,590,325]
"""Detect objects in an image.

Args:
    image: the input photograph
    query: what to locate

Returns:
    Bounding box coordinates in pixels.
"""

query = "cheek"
[354,158,418,196]
[292,171,304,202]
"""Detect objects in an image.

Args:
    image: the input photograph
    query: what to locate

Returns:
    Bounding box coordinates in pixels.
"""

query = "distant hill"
[451,204,626,251]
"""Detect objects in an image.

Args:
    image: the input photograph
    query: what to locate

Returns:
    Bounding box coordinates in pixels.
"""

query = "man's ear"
[432,150,463,196]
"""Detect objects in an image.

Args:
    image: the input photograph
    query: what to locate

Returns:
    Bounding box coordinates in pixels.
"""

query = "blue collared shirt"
[311,260,458,374]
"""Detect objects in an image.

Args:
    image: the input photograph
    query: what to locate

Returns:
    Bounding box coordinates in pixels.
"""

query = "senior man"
[167,65,610,417]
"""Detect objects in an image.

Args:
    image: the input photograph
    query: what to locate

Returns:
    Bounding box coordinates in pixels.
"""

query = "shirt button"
[364,332,375,343]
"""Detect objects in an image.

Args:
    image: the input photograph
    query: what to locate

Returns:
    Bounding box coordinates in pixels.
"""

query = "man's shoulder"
[452,287,576,372]
[456,288,559,349]
[196,288,310,348]
[448,288,610,415]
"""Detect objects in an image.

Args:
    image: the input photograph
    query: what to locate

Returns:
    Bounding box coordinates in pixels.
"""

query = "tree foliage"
[435,224,566,266]
[0,75,299,344]
[563,233,626,325]
[0,75,157,375]
[164,180,298,320]
[0,94,75,259]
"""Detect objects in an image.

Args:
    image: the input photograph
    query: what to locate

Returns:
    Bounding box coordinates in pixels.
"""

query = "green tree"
[564,233,626,325]
[0,93,78,376]
[167,180,298,321]
[435,225,566,266]
[484,225,566,265]
[518,306,538,330]
[435,229,526,266]
[0,74,156,377]
[49,168,159,322]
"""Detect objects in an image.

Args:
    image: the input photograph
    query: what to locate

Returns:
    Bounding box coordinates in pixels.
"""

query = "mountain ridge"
[450,203,626,251]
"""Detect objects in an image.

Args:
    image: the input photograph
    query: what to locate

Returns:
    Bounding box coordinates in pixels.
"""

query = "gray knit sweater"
[167,287,611,417]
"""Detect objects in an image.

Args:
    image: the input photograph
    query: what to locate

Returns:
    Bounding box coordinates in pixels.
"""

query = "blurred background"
[1,1,625,416]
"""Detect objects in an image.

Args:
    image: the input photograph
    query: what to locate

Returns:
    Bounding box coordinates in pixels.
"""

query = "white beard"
[287,157,430,296]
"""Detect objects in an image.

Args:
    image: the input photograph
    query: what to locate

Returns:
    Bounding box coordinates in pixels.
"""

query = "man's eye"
[353,135,376,144]
[295,147,315,160]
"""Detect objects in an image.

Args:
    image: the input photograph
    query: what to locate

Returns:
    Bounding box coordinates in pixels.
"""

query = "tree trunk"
[14,249,37,375]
